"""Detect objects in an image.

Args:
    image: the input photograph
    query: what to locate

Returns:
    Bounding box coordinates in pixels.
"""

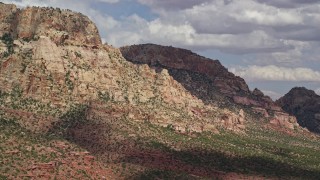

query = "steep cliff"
[277,87,320,133]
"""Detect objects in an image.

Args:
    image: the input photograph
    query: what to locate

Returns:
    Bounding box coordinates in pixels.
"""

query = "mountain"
[1,3,320,179]
[120,44,298,130]
[277,87,320,133]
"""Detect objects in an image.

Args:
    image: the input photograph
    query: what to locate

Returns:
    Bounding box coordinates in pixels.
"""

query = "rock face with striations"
[277,87,320,133]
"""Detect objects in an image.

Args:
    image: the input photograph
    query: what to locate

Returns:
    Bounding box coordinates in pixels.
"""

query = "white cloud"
[97,0,120,3]
[257,0,320,9]
[315,88,320,95]
[102,15,294,53]
[137,0,209,10]
[230,65,320,82]
[131,0,320,59]
[261,90,282,100]
[239,9,302,26]
[103,0,318,56]
[1,0,48,7]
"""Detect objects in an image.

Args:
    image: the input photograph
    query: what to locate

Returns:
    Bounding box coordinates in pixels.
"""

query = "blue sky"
[3,0,320,99]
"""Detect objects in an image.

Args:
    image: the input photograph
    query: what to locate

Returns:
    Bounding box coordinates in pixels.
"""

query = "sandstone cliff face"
[277,87,320,133]
[0,3,101,45]
[0,4,246,134]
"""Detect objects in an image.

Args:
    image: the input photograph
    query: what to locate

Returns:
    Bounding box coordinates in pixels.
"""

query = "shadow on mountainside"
[55,114,320,180]
[123,145,320,179]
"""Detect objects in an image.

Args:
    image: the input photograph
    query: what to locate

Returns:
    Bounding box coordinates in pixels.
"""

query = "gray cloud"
[256,0,320,8]
[230,65,320,82]
[260,90,282,100]
[137,0,210,10]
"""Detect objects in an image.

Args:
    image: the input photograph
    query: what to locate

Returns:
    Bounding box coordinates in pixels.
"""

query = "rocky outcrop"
[277,87,320,133]
[0,3,101,45]
[270,111,298,130]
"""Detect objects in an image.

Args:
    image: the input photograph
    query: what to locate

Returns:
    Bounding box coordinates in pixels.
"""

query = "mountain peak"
[277,87,320,133]
[287,87,318,97]
[0,3,101,46]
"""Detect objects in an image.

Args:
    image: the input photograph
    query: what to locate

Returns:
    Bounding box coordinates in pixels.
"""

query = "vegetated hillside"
[0,3,320,179]
[277,87,320,134]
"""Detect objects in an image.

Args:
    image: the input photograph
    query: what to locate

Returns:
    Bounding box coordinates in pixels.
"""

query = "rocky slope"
[277,87,320,133]
[120,44,298,130]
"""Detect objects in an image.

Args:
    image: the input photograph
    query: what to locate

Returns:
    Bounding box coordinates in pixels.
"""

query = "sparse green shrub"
[98,91,110,102]
[74,51,82,58]
[11,85,23,99]
[1,33,14,57]
[20,62,28,73]
[65,70,74,91]
[166,124,174,131]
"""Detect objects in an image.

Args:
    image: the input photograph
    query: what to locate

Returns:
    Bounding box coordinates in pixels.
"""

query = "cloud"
[137,0,209,10]
[256,0,320,8]
[230,65,320,82]
[260,90,282,100]
[125,0,320,57]
[2,0,120,6]
[97,0,120,3]
[1,0,48,7]
[315,88,320,95]
[137,0,320,54]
